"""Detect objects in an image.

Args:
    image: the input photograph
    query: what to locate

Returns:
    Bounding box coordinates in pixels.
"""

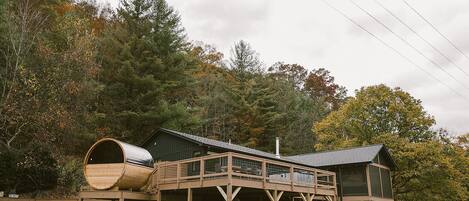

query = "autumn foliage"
[0,0,467,200]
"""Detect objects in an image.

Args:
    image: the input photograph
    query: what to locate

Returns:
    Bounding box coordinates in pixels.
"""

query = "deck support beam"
[216,186,241,201]
[324,195,335,201]
[299,193,315,201]
[265,190,284,201]
[187,188,192,201]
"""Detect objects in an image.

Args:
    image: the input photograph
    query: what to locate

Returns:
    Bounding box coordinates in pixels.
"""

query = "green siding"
[143,132,207,161]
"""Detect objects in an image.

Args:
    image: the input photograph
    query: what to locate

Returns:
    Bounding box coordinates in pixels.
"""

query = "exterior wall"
[322,158,394,201]
[142,132,207,161]
[342,196,394,201]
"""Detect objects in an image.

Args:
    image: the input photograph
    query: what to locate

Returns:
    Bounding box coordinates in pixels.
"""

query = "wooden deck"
[79,190,157,201]
[153,152,337,201]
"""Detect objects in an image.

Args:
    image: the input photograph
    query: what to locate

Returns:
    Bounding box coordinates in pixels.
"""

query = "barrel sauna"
[84,138,155,190]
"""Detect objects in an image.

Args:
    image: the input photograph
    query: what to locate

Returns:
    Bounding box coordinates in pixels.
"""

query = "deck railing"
[156,152,336,191]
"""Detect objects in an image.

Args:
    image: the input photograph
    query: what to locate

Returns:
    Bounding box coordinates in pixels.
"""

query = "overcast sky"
[97,0,469,136]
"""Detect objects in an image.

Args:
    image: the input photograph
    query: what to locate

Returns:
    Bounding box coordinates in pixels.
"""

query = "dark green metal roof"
[143,128,313,167]
[287,144,397,169]
[143,128,396,169]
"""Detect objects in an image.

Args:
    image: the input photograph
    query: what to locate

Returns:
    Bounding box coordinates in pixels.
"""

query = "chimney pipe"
[275,137,280,158]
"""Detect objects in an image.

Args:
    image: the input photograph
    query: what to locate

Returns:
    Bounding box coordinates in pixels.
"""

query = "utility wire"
[319,0,469,102]
[350,0,469,91]
[375,0,469,77]
[402,0,469,63]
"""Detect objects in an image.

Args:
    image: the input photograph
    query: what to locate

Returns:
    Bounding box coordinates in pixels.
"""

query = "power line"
[375,0,469,77]
[402,0,469,62]
[318,0,469,102]
[349,0,469,91]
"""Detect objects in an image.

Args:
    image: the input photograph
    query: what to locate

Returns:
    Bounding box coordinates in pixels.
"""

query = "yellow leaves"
[55,3,74,16]
[64,81,81,96]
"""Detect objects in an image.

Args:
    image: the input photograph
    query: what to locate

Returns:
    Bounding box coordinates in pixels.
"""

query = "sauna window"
[88,141,124,164]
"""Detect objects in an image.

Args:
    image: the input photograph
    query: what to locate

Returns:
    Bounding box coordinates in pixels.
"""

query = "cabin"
[288,145,396,201]
[79,128,396,201]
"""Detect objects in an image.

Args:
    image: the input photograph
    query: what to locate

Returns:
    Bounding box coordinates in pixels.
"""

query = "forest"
[0,0,467,200]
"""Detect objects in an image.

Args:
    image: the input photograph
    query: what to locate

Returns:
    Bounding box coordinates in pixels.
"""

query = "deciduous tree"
[314,84,468,200]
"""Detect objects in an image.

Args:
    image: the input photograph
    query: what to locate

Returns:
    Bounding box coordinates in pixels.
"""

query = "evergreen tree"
[223,41,280,150]
[95,0,198,143]
[267,64,330,154]
[190,44,234,140]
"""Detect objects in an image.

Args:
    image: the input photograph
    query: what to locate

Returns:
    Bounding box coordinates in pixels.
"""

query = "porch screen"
[381,168,393,198]
[369,166,382,197]
[341,165,368,196]
[370,165,393,199]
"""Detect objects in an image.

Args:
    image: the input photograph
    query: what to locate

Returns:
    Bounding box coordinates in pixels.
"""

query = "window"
[341,165,368,196]
[193,151,202,157]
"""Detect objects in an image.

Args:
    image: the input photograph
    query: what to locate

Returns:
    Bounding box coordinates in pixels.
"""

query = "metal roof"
[144,128,396,169]
[150,128,313,167]
[287,144,396,169]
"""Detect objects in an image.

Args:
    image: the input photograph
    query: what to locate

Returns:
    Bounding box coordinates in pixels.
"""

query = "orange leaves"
[55,2,74,16]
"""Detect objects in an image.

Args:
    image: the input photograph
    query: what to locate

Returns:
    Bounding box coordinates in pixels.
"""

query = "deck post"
[187,188,192,201]
[290,165,294,191]
[200,158,204,187]
[366,165,372,197]
[227,184,233,201]
[228,152,233,181]
[119,191,124,201]
[314,170,318,194]
[262,160,267,188]
[333,172,338,199]
[176,163,181,188]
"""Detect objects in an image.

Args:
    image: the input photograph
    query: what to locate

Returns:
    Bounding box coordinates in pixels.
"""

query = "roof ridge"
[289,143,384,157]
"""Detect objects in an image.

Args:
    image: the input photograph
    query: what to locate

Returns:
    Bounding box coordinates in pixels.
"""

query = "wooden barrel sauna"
[84,138,155,190]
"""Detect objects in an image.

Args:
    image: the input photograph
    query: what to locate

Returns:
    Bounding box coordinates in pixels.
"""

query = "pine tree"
[95,0,197,143]
[223,41,280,150]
